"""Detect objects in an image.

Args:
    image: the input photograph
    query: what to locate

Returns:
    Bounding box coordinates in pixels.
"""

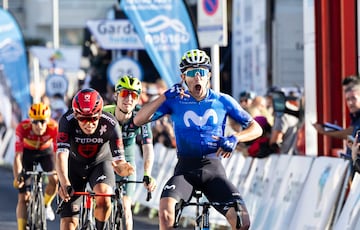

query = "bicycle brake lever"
[146,191,152,202]
[56,199,65,214]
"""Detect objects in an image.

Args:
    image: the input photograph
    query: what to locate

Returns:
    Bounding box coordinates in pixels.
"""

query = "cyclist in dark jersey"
[13,103,59,229]
[56,88,134,230]
[134,49,263,230]
[103,75,156,230]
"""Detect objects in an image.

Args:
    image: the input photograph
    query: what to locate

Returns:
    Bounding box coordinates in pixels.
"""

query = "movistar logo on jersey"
[183,109,218,127]
[163,184,176,191]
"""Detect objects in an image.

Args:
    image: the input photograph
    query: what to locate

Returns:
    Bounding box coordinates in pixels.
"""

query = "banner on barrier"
[289,157,350,230]
[332,172,360,230]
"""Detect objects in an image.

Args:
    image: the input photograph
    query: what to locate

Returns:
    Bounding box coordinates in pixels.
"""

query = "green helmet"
[114,75,142,94]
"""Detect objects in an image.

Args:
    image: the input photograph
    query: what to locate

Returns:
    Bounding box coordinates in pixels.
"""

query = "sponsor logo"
[142,15,191,51]
[163,184,176,190]
[72,204,80,212]
[57,132,69,142]
[75,137,104,144]
[183,109,218,127]
[96,175,107,182]
[103,114,117,126]
[78,144,99,158]
[99,124,107,136]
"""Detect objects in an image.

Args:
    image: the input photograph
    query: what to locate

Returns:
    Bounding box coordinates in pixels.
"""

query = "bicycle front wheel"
[27,190,46,230]
[108,200,124,230]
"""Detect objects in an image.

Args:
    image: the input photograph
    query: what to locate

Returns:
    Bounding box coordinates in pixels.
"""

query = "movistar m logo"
[183,109,218,127]
[163,185,176,191]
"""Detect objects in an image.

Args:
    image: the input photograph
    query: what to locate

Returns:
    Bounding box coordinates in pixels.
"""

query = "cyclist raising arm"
[55,88,134,230]
[103,75,156,230]
[13,103,59,230]
[134,49,263,230]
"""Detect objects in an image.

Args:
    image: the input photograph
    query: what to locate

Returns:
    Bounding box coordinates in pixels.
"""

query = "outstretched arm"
[134,94,166,126]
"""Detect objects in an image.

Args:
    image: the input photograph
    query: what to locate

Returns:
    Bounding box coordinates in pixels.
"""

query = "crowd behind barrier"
[132,144,359,230]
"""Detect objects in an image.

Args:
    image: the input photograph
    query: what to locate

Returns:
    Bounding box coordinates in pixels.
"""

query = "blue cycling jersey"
[152,89,253,157]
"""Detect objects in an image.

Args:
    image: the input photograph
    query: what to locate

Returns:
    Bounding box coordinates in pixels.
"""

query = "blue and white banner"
[120,0,198,87]
[0,9,31,121]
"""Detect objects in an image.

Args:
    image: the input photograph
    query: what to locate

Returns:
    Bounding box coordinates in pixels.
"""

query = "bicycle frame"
[109,178,151,230]
[73,191,114,230]
[25,164,56,230]
[173,191,243,230]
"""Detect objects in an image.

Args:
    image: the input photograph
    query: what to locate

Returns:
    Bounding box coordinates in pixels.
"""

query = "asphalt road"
[0,165,159,230]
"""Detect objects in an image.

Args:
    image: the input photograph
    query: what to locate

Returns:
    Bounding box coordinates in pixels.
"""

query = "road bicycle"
[25,163,56,230]
[109,178,152,230]
[173,190,244,230]
[57,188,114,230]
[56,178,152,230]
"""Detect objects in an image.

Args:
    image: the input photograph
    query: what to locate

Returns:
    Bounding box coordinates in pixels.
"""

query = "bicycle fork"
[84,195,93,226]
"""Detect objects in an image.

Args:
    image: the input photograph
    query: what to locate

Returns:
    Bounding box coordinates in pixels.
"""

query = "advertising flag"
[0,8,31,121]
[120,0,198,87]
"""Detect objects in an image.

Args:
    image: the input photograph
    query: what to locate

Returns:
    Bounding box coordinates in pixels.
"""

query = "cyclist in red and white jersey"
[13,102,59,230]
[56,88,134,230]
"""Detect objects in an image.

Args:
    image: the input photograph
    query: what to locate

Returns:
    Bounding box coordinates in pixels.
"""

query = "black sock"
[95,219,105,230]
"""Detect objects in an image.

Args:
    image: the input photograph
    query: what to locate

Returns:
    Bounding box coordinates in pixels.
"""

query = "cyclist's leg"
[202,158,250,230]
[89,160,115,229]
[59,160,87,230]
[16,191,30,230]
[159,175,193,230]
[17,151,34,230]
[39,150,58,212]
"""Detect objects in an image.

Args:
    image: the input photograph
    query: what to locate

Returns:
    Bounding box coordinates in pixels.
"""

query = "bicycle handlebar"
[116,178,152,202]
[57,178,153,215]
[173,199,244,229]
[72,191,115,197]
[56,190,115,214]
[25,170,57,176]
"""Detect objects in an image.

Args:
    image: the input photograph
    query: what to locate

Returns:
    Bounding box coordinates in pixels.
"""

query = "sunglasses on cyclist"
[31,120,47,125]
[76,115,100,123]
[183,68,209,77]
[118,89,139,100]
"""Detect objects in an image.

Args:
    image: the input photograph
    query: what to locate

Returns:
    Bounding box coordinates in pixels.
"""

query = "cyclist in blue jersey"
[103,75,156,230]
[134,49,263,230]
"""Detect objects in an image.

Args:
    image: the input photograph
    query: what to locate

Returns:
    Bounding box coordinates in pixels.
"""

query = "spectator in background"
[237,116,273,158]
[247,95,274,126]
[146,83,160,102]
[50,93,69,121]
[351,131,360,173]
[239,90,255,112]
[155,78,168,94]
[313,75,360,157]
[269,90,301,155]
[152,115,176,149]
[139,81,150,105]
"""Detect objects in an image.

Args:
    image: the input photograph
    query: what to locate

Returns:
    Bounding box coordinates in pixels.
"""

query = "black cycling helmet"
[179,49,211,73]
